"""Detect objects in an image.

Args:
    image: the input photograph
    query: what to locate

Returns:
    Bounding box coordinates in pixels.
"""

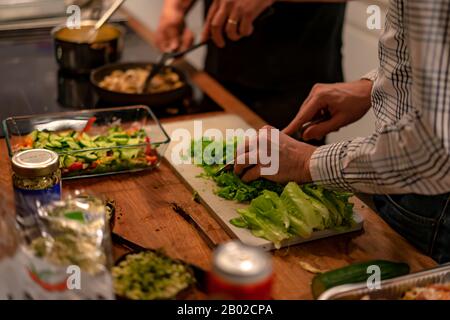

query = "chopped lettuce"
[235,206,291,249]
[191,137,355,248]
[281,182,328,231]
[250,190,290,229]
[302,184,354,227]
[231,182,355,247]
[192,138,284,202]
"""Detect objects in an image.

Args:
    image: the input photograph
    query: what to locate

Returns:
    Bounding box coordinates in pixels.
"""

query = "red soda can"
[207,241,273,300]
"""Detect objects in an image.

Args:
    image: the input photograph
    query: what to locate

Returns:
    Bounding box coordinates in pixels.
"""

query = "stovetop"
[0,21,221,137]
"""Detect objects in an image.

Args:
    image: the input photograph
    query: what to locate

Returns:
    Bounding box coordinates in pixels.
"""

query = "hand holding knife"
[214,109,331,178]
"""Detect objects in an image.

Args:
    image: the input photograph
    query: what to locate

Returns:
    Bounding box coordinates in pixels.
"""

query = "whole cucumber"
[312,260,410,299]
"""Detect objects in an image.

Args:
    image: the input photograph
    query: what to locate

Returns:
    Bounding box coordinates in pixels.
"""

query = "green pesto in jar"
[12,149,61,190]
[13,169,61,190]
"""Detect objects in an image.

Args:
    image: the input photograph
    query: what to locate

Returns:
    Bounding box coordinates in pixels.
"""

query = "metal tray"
[3,105,170,179]
[319,263,450,300]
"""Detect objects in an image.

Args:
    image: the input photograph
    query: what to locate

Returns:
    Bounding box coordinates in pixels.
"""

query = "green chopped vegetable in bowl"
[112,251,196,300]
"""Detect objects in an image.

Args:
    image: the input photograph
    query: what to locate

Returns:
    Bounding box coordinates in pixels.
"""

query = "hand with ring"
[201,0,275,48]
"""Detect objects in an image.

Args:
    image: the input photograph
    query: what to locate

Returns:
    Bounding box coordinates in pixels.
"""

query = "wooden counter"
[0,10,437,300]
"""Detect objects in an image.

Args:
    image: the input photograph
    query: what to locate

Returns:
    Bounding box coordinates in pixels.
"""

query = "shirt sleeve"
[361,69,378,82]
[309,0,450,195]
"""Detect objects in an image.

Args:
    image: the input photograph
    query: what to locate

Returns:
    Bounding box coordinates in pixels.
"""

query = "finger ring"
[227,19,238,25]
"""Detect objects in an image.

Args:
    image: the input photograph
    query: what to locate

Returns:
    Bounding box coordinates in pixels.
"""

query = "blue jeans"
[373,193,450,263]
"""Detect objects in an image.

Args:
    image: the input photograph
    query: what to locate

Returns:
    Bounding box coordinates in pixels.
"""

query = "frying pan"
[90,62,190,107]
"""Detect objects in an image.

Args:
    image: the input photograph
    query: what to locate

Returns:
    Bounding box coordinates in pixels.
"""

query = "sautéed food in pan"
[99,67,184,94]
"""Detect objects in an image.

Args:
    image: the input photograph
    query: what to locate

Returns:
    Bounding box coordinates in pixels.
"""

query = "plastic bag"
[0,196,28,299]
[2,191,115,300]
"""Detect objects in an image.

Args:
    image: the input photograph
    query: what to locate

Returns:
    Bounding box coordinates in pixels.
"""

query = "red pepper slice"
[145,136,152,155]
[68,162,83,171]
[90,160,100,169]
[24,136,33,147]
[81,116,97,134]
[146,155,158,164]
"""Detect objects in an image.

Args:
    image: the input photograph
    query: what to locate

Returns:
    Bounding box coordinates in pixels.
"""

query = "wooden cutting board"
[161,114,363,251]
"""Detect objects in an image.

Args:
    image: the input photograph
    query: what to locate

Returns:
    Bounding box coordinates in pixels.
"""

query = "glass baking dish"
[2,105,170,179]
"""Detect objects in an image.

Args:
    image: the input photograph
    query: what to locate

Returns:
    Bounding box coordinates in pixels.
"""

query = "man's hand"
[154,8,194,52]
[201,0,275,48]
[283,80,373,140]
[233,126,316,184]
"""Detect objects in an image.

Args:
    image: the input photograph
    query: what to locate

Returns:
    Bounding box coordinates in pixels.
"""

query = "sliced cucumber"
[83,152,98,161]
[46,140,62,148]
[79,139,96,148]
[49,133,62,141]
[64,155,77,168]
[120,148,139,160]
[29,130,38,142]
[127,138,140,146]
[65,140,81,150]
[96,141,116,148]
[110,137,129,145]
[64,155,78,168]
[37,131,50,141]
[58,131,73,138]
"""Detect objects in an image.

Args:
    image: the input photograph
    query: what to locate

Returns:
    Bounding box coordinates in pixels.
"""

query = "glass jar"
[12,149,62,229]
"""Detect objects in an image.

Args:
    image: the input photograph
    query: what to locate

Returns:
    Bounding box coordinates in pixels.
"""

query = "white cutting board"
[162,114,363,251]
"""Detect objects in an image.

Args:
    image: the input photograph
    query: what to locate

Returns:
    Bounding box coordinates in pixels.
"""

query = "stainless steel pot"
[52,20,124,74]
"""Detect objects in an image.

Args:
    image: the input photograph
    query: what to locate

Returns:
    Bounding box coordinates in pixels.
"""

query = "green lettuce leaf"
[281,182,325,231]
[236,207,291,249]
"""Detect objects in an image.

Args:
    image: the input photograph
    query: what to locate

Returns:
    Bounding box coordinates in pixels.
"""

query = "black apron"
[204,1,346,130]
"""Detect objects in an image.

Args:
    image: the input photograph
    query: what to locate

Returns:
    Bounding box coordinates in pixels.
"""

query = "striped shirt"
[309,0,450,195]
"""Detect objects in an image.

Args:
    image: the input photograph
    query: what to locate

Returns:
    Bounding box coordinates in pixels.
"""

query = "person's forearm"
[162,0,197,15]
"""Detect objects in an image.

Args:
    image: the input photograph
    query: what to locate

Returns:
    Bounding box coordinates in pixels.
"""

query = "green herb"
[112,251,195,300]
[13,170,60,190]
[192,191,200,203]
[63,211,85,222]
[191,138,283,202]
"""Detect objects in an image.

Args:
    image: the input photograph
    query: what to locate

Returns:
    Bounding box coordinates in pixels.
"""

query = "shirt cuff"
[361,69,378,82]
[309,141,353,191]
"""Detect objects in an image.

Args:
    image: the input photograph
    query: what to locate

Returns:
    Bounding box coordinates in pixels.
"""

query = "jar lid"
[212,241,272,284]
[12,149,59,177]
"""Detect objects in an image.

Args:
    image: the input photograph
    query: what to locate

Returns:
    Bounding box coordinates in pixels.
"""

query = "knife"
[170,202,217,250]
[214,110,331,176]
